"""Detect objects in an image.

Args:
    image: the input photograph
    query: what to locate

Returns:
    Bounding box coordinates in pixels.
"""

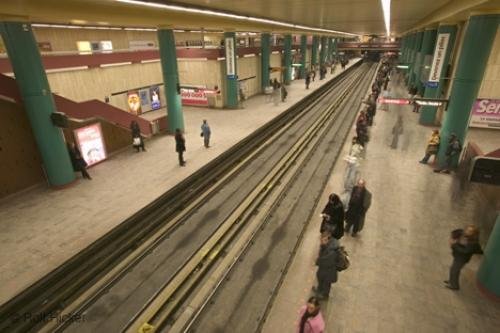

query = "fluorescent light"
[381,0,391,37]
[116,0,359,36]
[100,62,132,67]
[140,59,161,63]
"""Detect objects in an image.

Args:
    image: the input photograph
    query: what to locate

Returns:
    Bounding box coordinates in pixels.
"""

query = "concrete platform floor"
[0,60,360,306]
[262,74,500,333]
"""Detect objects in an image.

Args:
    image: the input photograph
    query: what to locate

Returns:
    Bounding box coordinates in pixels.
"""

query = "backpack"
[336,246,350,271]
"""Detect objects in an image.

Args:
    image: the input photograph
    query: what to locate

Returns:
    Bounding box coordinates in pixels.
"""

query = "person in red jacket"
[297,296,325,333]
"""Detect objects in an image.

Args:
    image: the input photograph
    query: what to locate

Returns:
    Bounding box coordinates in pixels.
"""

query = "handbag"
[200,132,204,137]
[133,137,141,146]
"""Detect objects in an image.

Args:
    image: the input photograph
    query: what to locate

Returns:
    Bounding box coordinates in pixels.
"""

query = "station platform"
[262,73,500,332]
[0,60,361,305]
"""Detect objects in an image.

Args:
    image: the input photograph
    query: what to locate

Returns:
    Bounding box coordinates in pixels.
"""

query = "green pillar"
[408,30,424,87]
[419,25,457,125]
[478,215,500,298]
[319,36,327,68]
[328,37,334,63]
[0,22,75,187]
[404,33,414,64]
[299,35,307,79]
[284,34,292,85]
[311,36,319,69]
[158,29,184,132]
[223,32,238,108]
[437,14,500,168]
[261,33,271,91]
[401,36,408,62]
[415,29,437,94]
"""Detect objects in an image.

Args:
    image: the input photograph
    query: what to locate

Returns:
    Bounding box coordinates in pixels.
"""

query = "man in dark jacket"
[67,142,91,180]
[174,128,186,166]
[445,225,483,290]
[434,133,462,173]
[320,193,345,239]
[345,179,371,236]
[313,232,338,299]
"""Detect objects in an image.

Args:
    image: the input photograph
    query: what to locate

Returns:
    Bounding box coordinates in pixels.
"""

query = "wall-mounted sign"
[150,86,161,110]
[139,89,150,108]
[225,37,236,79]
[377,97,411,105]
[74,123,107,167]
[427,33,450,88]
[469,98,500,129]
[37,42,52,52]
[127,91,142,115]
[180,88,214,106]
[129,40,156,50]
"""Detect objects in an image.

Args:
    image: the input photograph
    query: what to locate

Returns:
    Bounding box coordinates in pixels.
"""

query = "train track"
[0,60,364,333]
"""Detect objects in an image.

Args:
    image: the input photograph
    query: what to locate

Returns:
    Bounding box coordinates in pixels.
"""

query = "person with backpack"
[320,193,344,239]
[434,133,462,173]
[312,232,338,300]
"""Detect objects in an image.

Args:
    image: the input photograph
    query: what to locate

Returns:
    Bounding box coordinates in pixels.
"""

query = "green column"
[404,33,415,64]
[158,29,184,132]
[328,37,334,63]
[319,36,327,68]
[299,35,307,79]
[401,36,408,62]
[223,31,238,108]
[416,29,437,94]
[419,25,457,125]
[437,14,500,168]
[408,30,424,87]
[478,215,500,298]
[284,34,292,85]
[0,22,75,187]
[311,36,319,69]
[261,33,271,91]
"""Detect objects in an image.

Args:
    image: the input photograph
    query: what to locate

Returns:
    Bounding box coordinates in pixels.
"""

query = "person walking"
[67,142,91,180]
[312,231,338,300]
[434,133,462,173]
[296,297,325,333]
[201,120,211,148]
[130,120,146,152]
[174,128,186,166]
[305,73,311,90]
[420,130,440,164]
[320,193,345,239]
[445,225,483,290]
[345,179,371,236]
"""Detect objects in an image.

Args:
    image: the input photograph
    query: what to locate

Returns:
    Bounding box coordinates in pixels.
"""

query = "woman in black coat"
[175,128,186,166]
[130,120,146,152]
[67,142,91,180]
[320,193,344,239]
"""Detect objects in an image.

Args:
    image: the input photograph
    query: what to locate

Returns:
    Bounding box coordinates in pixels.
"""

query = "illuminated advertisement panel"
[74,123,107,167]
[127,90,142,115]
[149,85,161,110]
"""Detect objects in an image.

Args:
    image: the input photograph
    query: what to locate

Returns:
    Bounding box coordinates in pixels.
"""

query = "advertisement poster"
[469,98,500,129]
[149,86,161,110]
[74,123,107,167]
[127,90,142,115]
[139,89,150,108]
[181,88,216,106]
[225,37,236,79]
[426,33,450,88]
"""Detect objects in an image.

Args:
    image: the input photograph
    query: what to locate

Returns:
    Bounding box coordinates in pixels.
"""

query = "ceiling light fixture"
[381,0,391,37]
[116,0,358,36]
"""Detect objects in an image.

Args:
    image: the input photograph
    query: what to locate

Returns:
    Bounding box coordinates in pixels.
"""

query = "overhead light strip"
[381,0,391,37]
[116,0,358,36]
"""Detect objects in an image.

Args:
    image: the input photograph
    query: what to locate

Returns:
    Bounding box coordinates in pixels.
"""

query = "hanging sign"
[377,97,411,105]
[469,98,500,129]
[225,37,236,79]
[74,123,107,166]
[426,33,450,88]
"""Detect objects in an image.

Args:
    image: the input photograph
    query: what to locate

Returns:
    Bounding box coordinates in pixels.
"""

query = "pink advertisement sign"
[74,123,107,166]
[181,88,217,107]
[469,98,500,129]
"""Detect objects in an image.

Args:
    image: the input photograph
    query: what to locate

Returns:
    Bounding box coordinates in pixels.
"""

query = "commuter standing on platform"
[345,179,371,237]
[296,296,325,333]
[445,225,483,291]
[281,85,288,102]
[67,142,91,180]
[305,73,311,90]
[311,68,316,82]
[200,120,211,148]
[312,231,338,300]
[420,130,440,164]
[175,128,186,166]
[130,120,146,152]
[320,193,345,239]
[434,133,462,174]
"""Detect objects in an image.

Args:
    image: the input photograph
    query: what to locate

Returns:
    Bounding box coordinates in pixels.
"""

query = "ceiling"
[0,0,499,36]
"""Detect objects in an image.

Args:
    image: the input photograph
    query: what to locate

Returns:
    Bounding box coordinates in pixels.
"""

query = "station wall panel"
[237,55,261,98]
[0,100,45,198]
[270,53,282,82]
[478,27,500,98]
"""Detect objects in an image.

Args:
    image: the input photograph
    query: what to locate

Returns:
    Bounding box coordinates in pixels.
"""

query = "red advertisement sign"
[378,97,411,105]
[74,123,107,167]
[181,88,217,107]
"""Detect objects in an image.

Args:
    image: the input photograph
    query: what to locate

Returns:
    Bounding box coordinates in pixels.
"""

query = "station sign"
[377,97,411,105]
[74,123,107,167]
[427,33,450,88]
[378,97,447,107]
[225,37,236,79]
[469,98,500,129]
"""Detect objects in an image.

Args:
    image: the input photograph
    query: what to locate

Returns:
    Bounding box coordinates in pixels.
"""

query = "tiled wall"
[478,26,500,98]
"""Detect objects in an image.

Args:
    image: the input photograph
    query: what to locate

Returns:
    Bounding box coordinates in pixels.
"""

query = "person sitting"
[420,130,440,164]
